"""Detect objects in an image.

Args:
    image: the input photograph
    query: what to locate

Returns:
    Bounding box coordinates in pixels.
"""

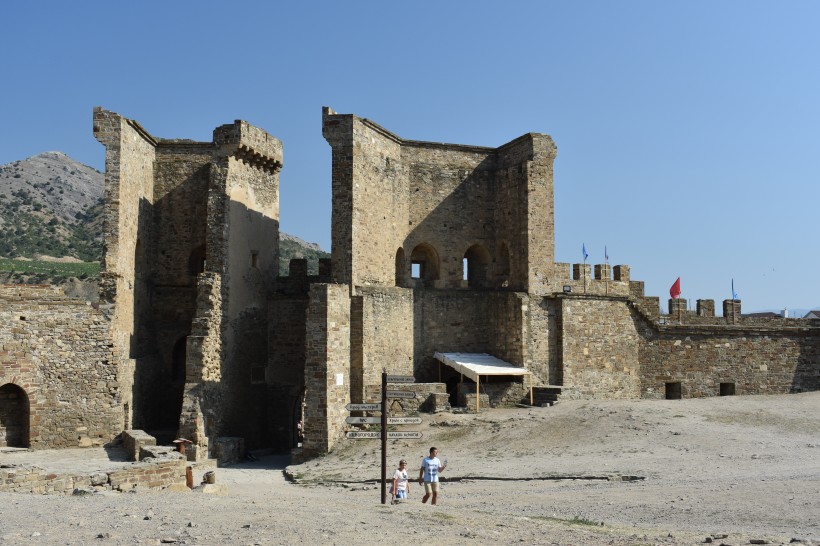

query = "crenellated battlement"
[275,258,333,296]
[550,262,633,297]
[656,297,814,328]
[214,120,283,173]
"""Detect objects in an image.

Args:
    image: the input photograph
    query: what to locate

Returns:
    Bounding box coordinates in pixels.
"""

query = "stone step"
[531,385,563,407]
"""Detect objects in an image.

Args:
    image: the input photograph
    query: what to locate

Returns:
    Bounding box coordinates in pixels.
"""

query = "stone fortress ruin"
[1,107,818,462]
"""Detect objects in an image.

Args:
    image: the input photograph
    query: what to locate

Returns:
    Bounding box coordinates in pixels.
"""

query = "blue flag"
[732,278,738,301]
[582,243,588,262]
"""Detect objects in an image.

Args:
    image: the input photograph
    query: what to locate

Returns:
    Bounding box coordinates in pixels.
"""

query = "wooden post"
[476,376,480,412]
[529,373,533,405]
[381,371,387,505]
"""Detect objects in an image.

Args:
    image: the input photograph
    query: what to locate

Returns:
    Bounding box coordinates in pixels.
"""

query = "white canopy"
[433,352,531,382]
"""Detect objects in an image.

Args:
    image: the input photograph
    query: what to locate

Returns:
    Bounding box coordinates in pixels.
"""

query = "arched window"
[409,243,440,286]
[395,247,407,287]
[463,244,491,288]
[0,383,30,448]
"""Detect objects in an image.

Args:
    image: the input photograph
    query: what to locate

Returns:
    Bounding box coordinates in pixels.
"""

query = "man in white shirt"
[419,446,447,505]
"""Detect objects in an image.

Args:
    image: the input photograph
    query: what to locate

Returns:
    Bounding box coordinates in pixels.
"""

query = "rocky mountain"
[0,152,104,261]
[0,152,328,276]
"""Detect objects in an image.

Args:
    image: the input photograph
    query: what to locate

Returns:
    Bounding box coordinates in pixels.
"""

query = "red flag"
[669,277,681,299]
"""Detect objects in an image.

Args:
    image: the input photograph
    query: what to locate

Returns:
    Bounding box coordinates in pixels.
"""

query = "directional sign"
[387,416,422,425]
[346,403,382,411]
[346,431,381,439]
[345,416,381,424]
[386,431,423,439]
[386,390,416,399]
[386,375,415,384]
[346,431,423,440]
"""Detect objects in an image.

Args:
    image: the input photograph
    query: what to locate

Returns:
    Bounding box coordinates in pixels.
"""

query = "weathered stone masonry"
[92,108,283,455]
[0,285,120,448]
[2,107,818,461]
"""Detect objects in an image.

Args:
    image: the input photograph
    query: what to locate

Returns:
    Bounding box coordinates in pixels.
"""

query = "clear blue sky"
[2,1,818,313]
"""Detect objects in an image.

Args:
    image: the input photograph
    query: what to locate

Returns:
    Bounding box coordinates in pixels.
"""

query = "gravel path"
[1,392,819,545]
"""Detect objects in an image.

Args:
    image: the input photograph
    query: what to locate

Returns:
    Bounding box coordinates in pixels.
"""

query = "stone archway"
[0,383,30,448]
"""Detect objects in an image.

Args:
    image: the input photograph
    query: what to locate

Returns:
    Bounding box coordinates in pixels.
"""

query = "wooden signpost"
[345,371,422,504]
[345,431,423,439]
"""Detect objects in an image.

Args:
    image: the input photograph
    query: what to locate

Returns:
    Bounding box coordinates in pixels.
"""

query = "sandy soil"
[1,392,819,545]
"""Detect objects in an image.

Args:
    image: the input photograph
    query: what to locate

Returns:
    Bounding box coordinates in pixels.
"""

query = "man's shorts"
[423,481,439,494]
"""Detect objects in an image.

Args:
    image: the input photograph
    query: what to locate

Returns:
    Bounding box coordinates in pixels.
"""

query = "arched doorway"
[0,383,30,448]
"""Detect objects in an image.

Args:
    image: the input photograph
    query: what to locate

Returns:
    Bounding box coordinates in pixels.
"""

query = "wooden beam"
[529,373,533,405]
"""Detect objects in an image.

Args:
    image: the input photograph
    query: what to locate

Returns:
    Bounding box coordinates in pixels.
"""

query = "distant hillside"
[0,152,103,261]
[279,233,329,275]
[0,152,328,281]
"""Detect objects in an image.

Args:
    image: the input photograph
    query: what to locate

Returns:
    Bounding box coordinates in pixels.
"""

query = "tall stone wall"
[302,284,351,456]
[322,107,558,292]
[413,290,494,382]
[0,286,121,448]
[404,143,496,289]
[138,142,209,429]
[495,134,557,293]
[486,291,529,370]
[525,296,560,385]
[559,295,643,400]
[175,121,282,457]
[350,286,414,402]
[152,145,211,285]
[93,108,158,430]
[217,148,280,449]
[323,109,407,287]
[269,297,308,387]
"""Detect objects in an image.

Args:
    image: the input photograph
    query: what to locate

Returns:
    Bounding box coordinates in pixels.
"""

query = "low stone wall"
[0,453,185,495]
[364,383,448,414]
[457,381,528,409]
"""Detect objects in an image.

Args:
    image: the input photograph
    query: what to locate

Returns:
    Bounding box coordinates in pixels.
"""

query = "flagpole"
[582,243,587,294]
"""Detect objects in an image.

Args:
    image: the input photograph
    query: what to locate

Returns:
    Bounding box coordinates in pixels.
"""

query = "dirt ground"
[1,392,819,545]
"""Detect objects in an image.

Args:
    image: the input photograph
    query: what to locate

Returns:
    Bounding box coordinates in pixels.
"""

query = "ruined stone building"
[1,107,819,458]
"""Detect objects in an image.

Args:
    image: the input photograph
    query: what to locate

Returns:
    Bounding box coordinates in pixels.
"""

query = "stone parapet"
[213,120,283,171]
